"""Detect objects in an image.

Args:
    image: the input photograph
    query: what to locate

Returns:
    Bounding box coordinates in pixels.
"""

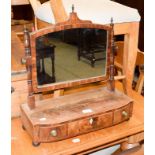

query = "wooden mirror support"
[21,11,133,146]
[24,28,35,109]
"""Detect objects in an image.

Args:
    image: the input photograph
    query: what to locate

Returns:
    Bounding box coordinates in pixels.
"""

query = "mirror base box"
[20,87,133,145]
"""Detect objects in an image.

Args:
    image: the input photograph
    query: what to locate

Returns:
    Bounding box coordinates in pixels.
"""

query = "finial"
[110,17,114,26]
[72,4,74,12]
[23,25,28,32]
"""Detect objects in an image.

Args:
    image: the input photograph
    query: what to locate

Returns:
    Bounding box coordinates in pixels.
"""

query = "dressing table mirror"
[30,16,112,94]
[21,10,134,146]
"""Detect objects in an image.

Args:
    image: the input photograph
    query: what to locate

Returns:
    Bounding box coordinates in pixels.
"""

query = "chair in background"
[134,49,144,95]
[29,0,54,30]
[114,41,144,95]
[78,29,106,67]
[29,0,68,30]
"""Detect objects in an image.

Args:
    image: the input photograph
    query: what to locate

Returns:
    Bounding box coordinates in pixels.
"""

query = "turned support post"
[24,27,35,109]
[108,18,115,91]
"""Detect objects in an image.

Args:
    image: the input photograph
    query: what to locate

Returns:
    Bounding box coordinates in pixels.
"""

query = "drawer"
[68,112,113,136]
[113,104,131,125]
[39,124,67,142]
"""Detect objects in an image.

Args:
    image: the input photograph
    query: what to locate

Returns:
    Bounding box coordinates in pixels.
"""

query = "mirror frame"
[29,12,113,93]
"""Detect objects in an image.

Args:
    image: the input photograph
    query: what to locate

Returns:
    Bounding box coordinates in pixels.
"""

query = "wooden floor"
[11,81,144,155]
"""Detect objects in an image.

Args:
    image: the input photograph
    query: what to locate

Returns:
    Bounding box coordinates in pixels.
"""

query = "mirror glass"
[35,28,108,86]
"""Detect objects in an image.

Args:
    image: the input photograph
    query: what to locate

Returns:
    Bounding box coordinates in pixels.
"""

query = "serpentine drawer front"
[39,124,68,142]
[37,105,131,142]
[35,104,132,142]
[68,112,113,137]
[113,105,131,125]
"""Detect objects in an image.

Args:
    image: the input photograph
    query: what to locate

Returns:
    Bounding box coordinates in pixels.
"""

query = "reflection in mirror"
[36,28,107,86]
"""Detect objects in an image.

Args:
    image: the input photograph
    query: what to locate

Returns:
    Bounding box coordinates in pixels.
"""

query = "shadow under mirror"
[36,28,107,86]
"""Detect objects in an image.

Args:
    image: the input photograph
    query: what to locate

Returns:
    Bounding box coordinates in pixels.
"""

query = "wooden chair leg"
[135,71,144,95]
[112,132,144,155]
[120,141,140,151]
[115,67,127,94]
[112,147,122,155]
[122,79,127,95]
[112,142,140,155]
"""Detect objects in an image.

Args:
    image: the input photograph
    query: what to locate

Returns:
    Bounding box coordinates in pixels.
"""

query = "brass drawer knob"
[122,111,128,118]
[50,129,57,137]
[89,118,94,125]
[21,57,26,65]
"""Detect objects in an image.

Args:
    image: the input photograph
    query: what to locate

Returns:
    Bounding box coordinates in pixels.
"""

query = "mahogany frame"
[28,12,114,93]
